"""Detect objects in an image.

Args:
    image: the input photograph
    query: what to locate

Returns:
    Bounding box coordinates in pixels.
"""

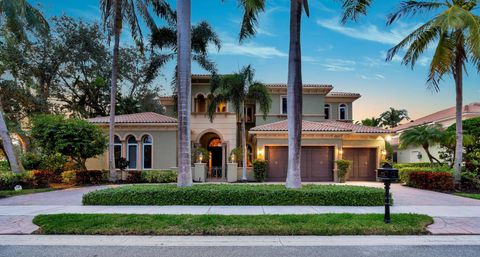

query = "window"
[244,105,255,122]
[281,96,287,114]
[216,102,227,113]
[114,135,122,169]
[126,136,138,169]
[339,104,347,120]
[324,104,330,120]
[142,135,153,169]
[196,94,206,113]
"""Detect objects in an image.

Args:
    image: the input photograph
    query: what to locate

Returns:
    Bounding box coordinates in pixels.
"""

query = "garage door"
[343,148,377,181]
[265,146,334,182]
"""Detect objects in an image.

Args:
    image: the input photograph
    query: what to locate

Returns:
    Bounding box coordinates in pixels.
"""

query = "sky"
[38,0,479,121]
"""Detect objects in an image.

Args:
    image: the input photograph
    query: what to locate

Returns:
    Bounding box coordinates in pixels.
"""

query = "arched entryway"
[199,132,225,180]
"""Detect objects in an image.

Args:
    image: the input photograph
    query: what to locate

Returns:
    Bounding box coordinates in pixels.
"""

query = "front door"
[209,146,223,178]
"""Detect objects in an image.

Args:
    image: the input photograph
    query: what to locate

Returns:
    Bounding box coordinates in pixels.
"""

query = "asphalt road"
[1,245,479,257]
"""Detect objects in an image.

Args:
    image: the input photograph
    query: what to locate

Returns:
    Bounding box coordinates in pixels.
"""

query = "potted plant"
[335,159,352,183]
[117,157,129,181]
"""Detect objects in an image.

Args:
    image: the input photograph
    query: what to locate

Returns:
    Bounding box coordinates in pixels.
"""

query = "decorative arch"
[141,134,153,170]
[339,103,348,120]
[195,128,225,144]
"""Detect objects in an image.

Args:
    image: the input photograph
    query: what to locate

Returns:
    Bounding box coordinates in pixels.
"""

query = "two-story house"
[87,74,391,182]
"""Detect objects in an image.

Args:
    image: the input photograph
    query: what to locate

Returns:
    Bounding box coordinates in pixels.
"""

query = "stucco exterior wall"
[397,144,443,163]
[325,102,353,121]
[86,127,177,171]
[191,113,237,154]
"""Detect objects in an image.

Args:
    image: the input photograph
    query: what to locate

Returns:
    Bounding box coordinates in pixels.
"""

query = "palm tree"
[400,125,444,165]
[385,0,480,181]
[356,117,382,127]
[208,65,271,181]
[100,0,173,181]
[379,108,410,128]
[0,0,49,173]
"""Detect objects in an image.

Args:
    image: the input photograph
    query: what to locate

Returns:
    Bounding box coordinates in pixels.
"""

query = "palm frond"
[149,0,175,24]
[123,0,143,51]
[387,1,445,25]
[238,0,266,42]
[426,32,455,91]
[247,82,271,120]
[192,21,221,55]
[340,0,373,24]
[402,27,441,68]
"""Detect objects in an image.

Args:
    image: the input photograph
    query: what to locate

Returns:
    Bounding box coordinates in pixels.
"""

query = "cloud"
[360,74,385,80]
[211,42,287,58]
[321,58,356,72]
[316,18,418,45]
[317,44,334,52]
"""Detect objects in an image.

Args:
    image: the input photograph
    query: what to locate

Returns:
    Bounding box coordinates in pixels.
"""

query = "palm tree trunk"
[176,0,193,187]
[453,56,463,183]
[285,0,303,189]
[241,103,247,181]
[108,2,122,182]
[422,144,442,165]
[0,102,22,174]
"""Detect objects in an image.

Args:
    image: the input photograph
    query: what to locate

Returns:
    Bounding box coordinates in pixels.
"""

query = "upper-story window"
[195,94,206,113]
[281,96,287,114]
[324,104,331,120]
[339,104,348,120]
[216,102,227,113]
[244,105,255,123]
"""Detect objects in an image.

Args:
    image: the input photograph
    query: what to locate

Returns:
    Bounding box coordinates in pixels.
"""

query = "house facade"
[87,74,391,182]
[391,102,480,163]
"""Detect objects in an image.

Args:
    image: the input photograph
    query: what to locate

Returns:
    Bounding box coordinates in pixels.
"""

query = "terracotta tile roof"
[326,92,361,97]
[266,83,333,88]
[250,120,390,134]
[392,102,480,132]
[88,112,177,124]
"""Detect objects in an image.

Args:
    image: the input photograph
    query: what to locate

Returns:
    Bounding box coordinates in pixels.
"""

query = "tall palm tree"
[0,0,49,173]
[400,125,444,165]
[208,65,271,181]
[379,107,410,128]
[100,0,173,181]
[385,0,480,181]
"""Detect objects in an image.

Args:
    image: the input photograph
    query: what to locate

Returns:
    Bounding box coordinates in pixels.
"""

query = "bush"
[83,184,388,206]
[126,171,142,183]
[336,160,352,183]
[398,166,453,184]
[393,163,436,169]
[21,152,43,170]
[0,172,23,190]
[0,161,9,172]
[61,170,77,184]
[141,170,177,183]
[30,170,55,188]
[407,171,454,191]
[253,160,267,182]
[74,170,107,185]
[22,152,68,174]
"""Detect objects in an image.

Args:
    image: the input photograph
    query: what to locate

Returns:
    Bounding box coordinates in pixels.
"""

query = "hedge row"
[398,166,452,183]
[407,172,454,191]
[83,184,388,206]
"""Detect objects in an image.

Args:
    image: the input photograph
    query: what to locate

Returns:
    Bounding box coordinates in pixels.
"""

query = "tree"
[400,125,444,165]
[356,117,382,127]
[379,108,410,128]
[385,0,480,182]
[0,0,49,173]
[30,115,107,171]
[208,65,271,181]
[100,0,173,181]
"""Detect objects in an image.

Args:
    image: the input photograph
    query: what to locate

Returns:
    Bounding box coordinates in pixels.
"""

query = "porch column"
[221,142,227,179]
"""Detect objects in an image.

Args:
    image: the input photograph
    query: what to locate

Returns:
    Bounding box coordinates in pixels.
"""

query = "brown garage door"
[265,146,334,182]
[343,148,377,181]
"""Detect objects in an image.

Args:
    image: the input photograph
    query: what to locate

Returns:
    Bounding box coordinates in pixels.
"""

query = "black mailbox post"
[377,163,399,223]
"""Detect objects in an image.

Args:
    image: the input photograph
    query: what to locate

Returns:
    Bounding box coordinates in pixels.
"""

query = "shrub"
[141,170,177,183]
[193,147,209,163]
[393,163,436,169]
[461,171,480,191]
[398,166,453,184]
[61,170,77,184]
[336,160,352,183]
[126,171,142,183]
[74,170,107,185]
[0,172,23,190]
[253,160,267,182]
[0,161,9,172]
[30,170,55,188]
[407,171,454,191]
[83,184,388,206]
[41,153,67,174]
[21,152,43,170]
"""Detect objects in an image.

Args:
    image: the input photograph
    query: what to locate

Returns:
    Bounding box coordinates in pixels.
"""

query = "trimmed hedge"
[141,170,177,183]
[83,184,388,206]
[253,160,267,182]
[398,166,452,184]
[407,171,454,191]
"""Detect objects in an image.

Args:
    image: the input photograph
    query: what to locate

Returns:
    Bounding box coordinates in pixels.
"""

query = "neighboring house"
[87,74,391,182]
[391,102,480,163]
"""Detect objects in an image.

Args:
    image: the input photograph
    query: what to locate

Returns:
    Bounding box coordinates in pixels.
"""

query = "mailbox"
[377,163,399,182]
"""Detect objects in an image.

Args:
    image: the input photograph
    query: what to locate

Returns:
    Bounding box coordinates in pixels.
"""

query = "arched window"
[196,94,206,113]
[216,102,227,113]
[324,104,331,120]
[209,138,222,147]
[339,104,347,120]
[114,135,122,169]
[142,135,153,170]
[126,136,138,169]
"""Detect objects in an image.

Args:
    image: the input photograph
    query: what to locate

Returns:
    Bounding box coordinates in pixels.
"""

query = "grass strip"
[82,184,388,206]
[454,193,480,200]
[0,188,56,198]
[33,213,432,236]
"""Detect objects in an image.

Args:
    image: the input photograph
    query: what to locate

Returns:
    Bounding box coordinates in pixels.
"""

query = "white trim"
[126,135,138,170]
[338,103,348,120]
[324,104,331,120]
[141,134,153,170]
[280,95,287,114]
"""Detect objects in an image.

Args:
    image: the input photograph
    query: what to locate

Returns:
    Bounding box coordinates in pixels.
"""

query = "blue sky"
[39,0,479,121]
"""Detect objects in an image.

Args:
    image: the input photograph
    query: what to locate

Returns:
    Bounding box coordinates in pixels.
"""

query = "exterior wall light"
[257,148,264,160]
[338,148,344,155]
[198,152,203,163]
[385,135,392,142]
[381,150,387,156]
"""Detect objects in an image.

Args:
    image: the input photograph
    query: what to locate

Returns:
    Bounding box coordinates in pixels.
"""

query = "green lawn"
[82,184,388,206]
[0,188,56,198]
[33,213,432,236]
[454,193,480,200]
